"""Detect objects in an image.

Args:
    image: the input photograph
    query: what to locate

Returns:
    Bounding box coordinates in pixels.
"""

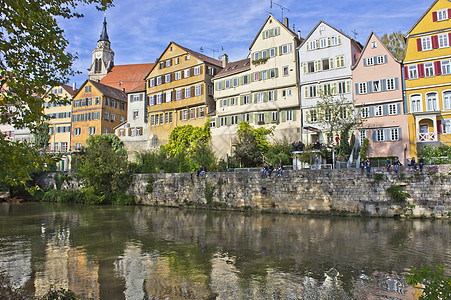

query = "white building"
[299,21,362,144]
[211,15,302,158]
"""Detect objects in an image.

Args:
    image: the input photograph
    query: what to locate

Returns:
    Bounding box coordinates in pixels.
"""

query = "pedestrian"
[366,158,372,176]
[385,158,391,172]
[393,157,401,174]
[360,160,365,174]
[419,156,424,172]
[410,157,417,171]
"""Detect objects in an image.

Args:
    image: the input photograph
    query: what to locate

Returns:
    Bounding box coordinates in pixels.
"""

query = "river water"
[0,202,449,299]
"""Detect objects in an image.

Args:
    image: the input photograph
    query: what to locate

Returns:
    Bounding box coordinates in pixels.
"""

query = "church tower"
[88,16,114,81]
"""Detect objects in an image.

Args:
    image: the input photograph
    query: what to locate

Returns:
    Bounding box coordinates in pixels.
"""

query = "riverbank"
[36,167,451,219]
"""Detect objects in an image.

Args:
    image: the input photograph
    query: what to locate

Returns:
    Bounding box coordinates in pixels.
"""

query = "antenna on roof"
[200,46,224,58]
[351,29,358,40]
[272,1,290,19]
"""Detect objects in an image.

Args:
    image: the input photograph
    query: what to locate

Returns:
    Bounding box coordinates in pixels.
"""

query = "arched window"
[426,92,438,111]
[410,94,422,113]
[443,90,451,110]
[95,58,102,74]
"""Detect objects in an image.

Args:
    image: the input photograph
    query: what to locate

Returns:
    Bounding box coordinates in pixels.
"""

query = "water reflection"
[0,203,449,299]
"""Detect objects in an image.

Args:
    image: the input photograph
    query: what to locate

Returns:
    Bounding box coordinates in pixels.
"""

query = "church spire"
[99,16,109,42]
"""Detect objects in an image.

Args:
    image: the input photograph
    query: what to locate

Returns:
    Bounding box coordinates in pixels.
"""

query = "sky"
[59,0,434,87]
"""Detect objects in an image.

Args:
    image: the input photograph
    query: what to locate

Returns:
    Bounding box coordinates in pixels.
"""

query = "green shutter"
[266,49,270,57]
[240,96,243,105]
[226,116,230,126]
[254,113,258,125]
[219,99,222,107]
[249,113,253,123]
[253,94,257,103]
[274,47,278,56]
[264,92,268,102]
[262,32,265,39]
[248,74,252,83]
[274,90,278,101]
[279,46,283,55]
[282,111,287,122]
[275,68,279,78]
[264,112,270,122]
[276,27,281,36]
[214,82,218,91]
[239,76,243,85]
[293,110,297,121]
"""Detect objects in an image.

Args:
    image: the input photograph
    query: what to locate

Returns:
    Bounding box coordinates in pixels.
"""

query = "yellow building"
[44,84,77,170]
[144,42,223,147]
[71,80,127,150]
[404,0,451,158]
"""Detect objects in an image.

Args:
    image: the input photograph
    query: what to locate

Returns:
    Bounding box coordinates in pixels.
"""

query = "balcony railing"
[418,132,436,142]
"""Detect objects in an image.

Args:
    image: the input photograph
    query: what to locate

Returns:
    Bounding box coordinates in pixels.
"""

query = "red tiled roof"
[175,43,223,67]
[100,63,154,93]
[61,84,77,96]
[213,58,251,80]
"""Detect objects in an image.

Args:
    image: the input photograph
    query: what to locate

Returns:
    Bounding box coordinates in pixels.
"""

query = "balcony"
[418,132,437,142]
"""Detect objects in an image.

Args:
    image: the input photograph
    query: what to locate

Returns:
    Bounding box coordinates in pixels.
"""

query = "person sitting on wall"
[385,158,391,172]
[410,157,417,171]
[419,157,424,172]
[200,166,206,177]
[360,160,365,174]
[393,157,401,174]
[366,158,372,176]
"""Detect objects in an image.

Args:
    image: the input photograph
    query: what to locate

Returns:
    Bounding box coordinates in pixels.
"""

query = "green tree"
[33,121,50,150]
[233,122,274,167]
[265,140,292,166]
[381,31,406,61]
[405,265,451,299]
[0,0,113,190]
[74,134,131,204]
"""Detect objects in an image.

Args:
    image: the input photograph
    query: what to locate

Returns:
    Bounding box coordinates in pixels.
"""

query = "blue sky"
[60,0,434,86]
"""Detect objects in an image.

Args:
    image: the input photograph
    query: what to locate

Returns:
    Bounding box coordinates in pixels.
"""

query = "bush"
[41,190,83,203]
[405,265,451,299]
[386,184,410,203]
[111,193,135,205]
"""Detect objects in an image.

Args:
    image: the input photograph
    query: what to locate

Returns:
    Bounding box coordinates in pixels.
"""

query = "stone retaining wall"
[129,168,451,218]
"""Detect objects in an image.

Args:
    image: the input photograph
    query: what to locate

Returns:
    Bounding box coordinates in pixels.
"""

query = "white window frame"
[268,91,275,101]
[421,36,432,51]
[175,71,181,80]
[308,40,317,50]
[166,91,172,102]
[185,87,191,98]
[230,97,236,105]
[257,92,264,103]
[231,115,238,125]
[271,111,278,122]
[361,107,369,118]
[74,127,81,136]
[442,60,451,75]
[157,94,162,104]
[444,90,451,110]
[199,107,205,118]
[194,66,201,76]
[438,34,449,48]
[386,78,395,90]
[359,130,366,145]
[157,76,162,85]
[150,78,155,87]
[165,74,171,83]
[376,55,385,64]
[408,65,418,79]
[184,69,190,78]
[232,78,238,87]
[437,9,448,21]
[319,38,327,48]
[376,129,385,142]
[286,110,293,121]
[424,62,434,77]
[243,95,250,105]
[182,110,188,121]
[359,82,367,94]
[283,66,289,76]
[222,99,227,107]
[411,94,422,113]
[427,92,438,111]
[269,48,276,57]
[195,85,201,96]
[253,52,259,61]
[375,105,383,116]
[388,104,397,115]
[390,128,400,141]
[176,89,182,100]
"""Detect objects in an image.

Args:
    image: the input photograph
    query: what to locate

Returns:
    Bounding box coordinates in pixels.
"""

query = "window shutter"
[357,108,361,118]
[432,11,438,22]
[363,58,367,66]
[263,92,268,102]
[394,77,400,90]
[398,127,402,140]
[264,112,270,122]
[367,81,373,93]
[438,120,443,134]
[249,113,253,123]
[397,103,402,114]
[384,129,390,141]
[279,46,283,55]
[434,61,442,75]
[418,63,425,78]
[179,111,183,120]
[346,80,351,93]
[214,82,218,91]
[449,9,451,19]
[338,36,342,44]
[304,86,309,98]
[316,40,319,48]
[306,43,310,51]
[369,106,375,117]
[239,96,243,105]
[302,63,307,74]
[248,74,252,83]
[355,83,360,95]
[384,55,388,63]
[432,35,439,49]
[253,94,257,103]
[292,110,297,121]
[372,130,377,142]
[275,68,279,77]
[383,104,389,116]
[449,33,451,44]
[254,113,258,125]
[219,99,222,107]
[403,66,409,80]
[329,57,334,69]
[191,86,195,96]
[200,65,203,74]
[327,37,331,46]
[274,90,278,101]
[416,38,422,51]
[381,79,387,91]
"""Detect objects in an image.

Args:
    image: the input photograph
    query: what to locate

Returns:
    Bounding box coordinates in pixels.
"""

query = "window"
[322,59,330,71]
[165,74,171,83]
[331,36,340,46]
[159,114,163,124]
[104,112,109,120]
[190,108,196,119]
[360,107,369,118]
[157,76,162,85]
[184,69,190,78]
[95,97,100,105]
[243,75,249,84]
[157,94,162,104]
[219,117,226,127]
[104,128,108,134]
[257,92,264,103]
[175,57,180,65]
[225,80,230,89]
[111,114,115,121]
[209,119,216,128]
[283,66,289,76]
[371,41,377,48]
[176,89,182,100]
[438,34,449,48]
[421,37,432,51]
[222,99,227,107]
[411,94,422,112]
[427,93,438,111]
[150,115,155,125]
[308,85,317,98]
[166,60,171,67]
[75,143,82,151]
[253,52,259,61]
[373,80,381,92]
[281,43,292,54]
[261,51,267,59]
[269,48,276,57]
[444,91,451,110]
[241,113,250,122]
[336,56,345,68]
[257,113,265,123]
[376,129,385,142]
[408,65,418,79]
[359,82,367,94]
[93,112,100,120]
[389,104,397,115]
[185,87,191,98]
[376,55,385,64]
[320,38,327,48]
[198,107,204,118]
[309,40,317,50]
[282,89,292,97]
[232,78,238,87]
[74,127,81,136]
[186,54,190,60]
[264,30,270,39]
[308,62,315,73]
[84,85,91,92]
[119,129,125,136]
[286,110,293,121]
[230,97,236,105]
[136,127,142,136]
[231,115,238,125]
[150,78,155,87]
[437,9,448,21]
[133,110,139,119]
[359,130,366,145]
[195,85,201,96]
[386,78,395,90]
[444,120,451,134]
[175,72,181,81]
[159,62,165,69]
[309,109,317,123]
[254,72,259,81]
[274,27,279,35]
[268,91,275,101]
[243,95,250,105]
[88,127,95,135]
[262,71,267,80]
[194,66,201,76]
[338,81,348,94]
[441,60,450,75]
[425,62,434,77]
[375,105,383,116]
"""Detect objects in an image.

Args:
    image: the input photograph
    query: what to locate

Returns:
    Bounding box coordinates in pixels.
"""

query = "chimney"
[72,82,76,91]
[297,30,301,40]
[284,17,289,28]
[221,54,229,68]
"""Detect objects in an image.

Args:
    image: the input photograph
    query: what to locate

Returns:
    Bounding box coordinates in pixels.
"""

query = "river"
[0,202,449,299]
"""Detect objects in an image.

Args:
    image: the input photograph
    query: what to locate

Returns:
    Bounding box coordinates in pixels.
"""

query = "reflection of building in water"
[115,242,214,299]
[34,227,99,299]
[0,239,32,289]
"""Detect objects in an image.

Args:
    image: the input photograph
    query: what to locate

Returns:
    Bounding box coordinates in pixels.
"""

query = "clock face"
[95,52,102,58]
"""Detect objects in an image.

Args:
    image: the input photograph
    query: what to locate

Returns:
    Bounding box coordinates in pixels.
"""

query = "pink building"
[352,32,410,164]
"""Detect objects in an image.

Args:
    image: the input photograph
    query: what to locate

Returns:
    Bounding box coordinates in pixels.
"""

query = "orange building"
[70,80,127,150]
[144,42,223,147]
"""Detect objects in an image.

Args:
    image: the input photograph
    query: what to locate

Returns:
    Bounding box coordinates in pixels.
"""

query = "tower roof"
[99,16,109,42]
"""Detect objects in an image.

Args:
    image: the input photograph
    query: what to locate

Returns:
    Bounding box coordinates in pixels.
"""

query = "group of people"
[385,157,402,173]
[360,156,424,175]
[261,164,283,177]
[408,157,424,172]
[359,158,373,175]
[196,166,207,177]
